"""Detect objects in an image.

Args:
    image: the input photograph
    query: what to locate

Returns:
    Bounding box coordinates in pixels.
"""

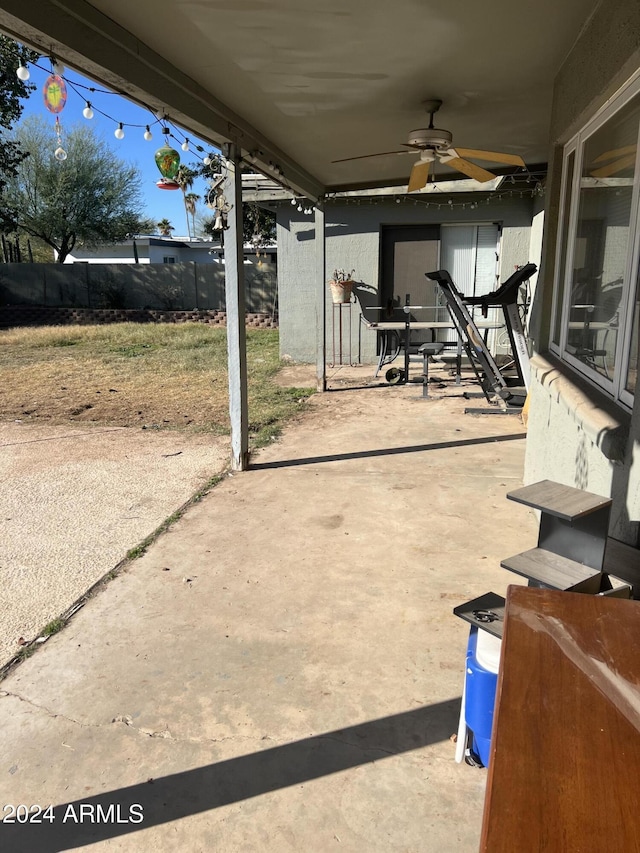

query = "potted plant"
[329,268,356,304]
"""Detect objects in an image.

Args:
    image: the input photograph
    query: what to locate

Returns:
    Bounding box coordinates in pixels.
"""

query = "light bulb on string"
[297,204,303,212]
[181,139,189,152]
[114,123,125,140]
[290,198,297,206]
[16,64,30,81]
[82,102,93,120]
[144,126,153,141]
[203,155,211,166]
[51,57,64,76]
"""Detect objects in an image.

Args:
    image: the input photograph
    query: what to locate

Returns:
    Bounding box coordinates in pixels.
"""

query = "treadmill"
[425,266,536,414]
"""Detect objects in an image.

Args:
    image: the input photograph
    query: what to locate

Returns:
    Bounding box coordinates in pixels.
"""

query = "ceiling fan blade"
[332,150,413,164]
[443,157,496,183]
[408,160,431,192]
[590,153,637,178]
[591,145,636,164]
[454,148,526,168]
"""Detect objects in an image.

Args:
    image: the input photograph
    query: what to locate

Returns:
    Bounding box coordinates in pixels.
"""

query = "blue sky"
[18,59,220,237]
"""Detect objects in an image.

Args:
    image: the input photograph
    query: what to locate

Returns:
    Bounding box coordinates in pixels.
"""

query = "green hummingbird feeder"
[155,139,180,190]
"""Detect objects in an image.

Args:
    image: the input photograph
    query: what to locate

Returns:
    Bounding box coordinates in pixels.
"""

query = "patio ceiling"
[1,0,600,201]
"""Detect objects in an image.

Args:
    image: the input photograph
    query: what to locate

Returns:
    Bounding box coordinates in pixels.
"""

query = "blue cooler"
[461,626,501,767]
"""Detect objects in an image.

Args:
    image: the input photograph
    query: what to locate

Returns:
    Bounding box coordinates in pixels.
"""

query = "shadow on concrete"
[250,432,526,470]
[0,699,460,852]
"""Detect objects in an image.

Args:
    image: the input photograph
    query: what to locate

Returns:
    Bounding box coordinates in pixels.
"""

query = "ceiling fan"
[332,99,527,192]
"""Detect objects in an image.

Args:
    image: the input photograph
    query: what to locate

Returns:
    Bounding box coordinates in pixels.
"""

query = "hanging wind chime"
[204,171,232,230]
[43,67,68,160]
[154,128,181,190]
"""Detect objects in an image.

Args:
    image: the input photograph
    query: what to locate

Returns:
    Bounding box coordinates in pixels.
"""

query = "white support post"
[315,204,327,391]
[222,143,249,470]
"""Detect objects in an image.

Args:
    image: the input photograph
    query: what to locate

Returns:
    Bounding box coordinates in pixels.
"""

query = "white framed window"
[550,72,640,408]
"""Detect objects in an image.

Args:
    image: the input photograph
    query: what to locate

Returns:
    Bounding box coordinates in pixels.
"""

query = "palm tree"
[157,218,174,237]
[176,165,199,239]
[184,193,200,238]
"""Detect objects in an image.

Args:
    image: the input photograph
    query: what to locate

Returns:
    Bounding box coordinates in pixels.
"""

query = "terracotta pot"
[329,280,354,304]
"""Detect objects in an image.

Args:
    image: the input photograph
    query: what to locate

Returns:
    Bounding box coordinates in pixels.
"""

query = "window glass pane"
[564,94,640,382]
[552,150,575,346]
[626,272,640,394]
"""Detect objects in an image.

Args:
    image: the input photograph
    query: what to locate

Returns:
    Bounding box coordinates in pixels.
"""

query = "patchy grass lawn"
[0,324,314,447]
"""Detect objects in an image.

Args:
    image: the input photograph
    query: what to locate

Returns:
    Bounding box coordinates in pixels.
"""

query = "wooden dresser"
[480,585,640,852]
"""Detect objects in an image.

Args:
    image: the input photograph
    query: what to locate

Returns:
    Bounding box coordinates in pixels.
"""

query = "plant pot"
[330,280,354,304]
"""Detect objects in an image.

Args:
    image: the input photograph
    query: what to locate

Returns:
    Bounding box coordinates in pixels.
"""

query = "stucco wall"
[277,194,537,363]
[525,356,640,543]
[524,0,640,546]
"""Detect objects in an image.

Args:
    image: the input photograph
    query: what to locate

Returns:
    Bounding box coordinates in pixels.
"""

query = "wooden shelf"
[501,547,601,589]
[604,537,640,597]
[453,592,506,639]
[506,479,611,521]
[481,587,640,852]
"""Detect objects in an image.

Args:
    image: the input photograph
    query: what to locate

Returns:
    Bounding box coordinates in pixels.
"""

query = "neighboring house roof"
[64,236,276,263]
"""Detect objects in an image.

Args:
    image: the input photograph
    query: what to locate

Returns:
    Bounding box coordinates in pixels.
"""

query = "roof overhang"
[0,0,598,202]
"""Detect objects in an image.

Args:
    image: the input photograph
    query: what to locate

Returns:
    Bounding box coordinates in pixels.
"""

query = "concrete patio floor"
[0,366,537,852]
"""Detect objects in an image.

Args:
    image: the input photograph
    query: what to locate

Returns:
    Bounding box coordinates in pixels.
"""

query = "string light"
[320,181,545,213]
[20,58,312,200]
[21,56,220,171]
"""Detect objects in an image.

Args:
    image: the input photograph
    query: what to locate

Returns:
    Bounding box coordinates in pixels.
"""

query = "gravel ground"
[0,422,228,666]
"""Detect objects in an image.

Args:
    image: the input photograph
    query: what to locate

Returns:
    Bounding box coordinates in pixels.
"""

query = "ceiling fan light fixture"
[406,127,453,149]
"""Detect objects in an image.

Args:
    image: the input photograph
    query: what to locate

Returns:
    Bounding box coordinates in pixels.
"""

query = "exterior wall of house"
[66,243,151,264]
[65,239,275,267]
[65,238,223,265]
[524,0,640,545]
[277,194,539,363]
